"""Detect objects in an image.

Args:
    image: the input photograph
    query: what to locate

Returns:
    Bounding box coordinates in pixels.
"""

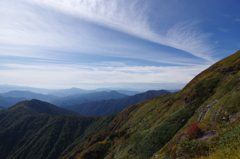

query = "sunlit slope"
[63,50,240,159]
[155,50,240,158]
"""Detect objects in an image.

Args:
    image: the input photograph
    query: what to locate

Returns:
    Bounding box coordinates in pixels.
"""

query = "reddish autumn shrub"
[185,123,202,138]
[165,101,172,106]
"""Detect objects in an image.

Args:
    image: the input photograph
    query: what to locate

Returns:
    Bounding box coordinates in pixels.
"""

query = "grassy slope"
[155,50,240,159]
[62,50,240,159]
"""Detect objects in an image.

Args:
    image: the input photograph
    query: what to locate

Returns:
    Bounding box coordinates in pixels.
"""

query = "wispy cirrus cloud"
[28,0,214,60]
[1,0,214,61]
[233,18,240,22]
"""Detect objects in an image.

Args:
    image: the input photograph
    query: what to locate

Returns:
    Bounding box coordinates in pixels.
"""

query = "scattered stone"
[222,117,229,122]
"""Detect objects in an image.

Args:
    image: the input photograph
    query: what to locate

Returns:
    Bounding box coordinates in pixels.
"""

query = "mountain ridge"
[50,90,129,107]
[65,89,170,116]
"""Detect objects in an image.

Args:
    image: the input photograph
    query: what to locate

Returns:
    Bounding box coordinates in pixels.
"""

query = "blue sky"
[0,0,239,91]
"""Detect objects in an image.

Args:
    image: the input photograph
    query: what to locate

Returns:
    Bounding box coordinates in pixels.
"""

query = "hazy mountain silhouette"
[65,90,170,116]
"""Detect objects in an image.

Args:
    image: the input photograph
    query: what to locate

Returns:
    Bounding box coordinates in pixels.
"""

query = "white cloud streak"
[0,63,210,89]
[0,0,214,61]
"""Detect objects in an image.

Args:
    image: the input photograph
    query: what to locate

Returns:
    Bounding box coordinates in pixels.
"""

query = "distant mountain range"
[0,85,140,96]
[49,88,139,96]
[0,89,166,110]
[65,90,170,116]
[0,90,57,102]
[0,84,51,94]
[0,89,170,116]
[0,95,27,107]
[50,91,129,107]
[0,90,130,108]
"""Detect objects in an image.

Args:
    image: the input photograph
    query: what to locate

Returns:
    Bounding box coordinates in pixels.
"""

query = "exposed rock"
[197,130,219,141]
[198,100,218,122]
[229,113,239,122]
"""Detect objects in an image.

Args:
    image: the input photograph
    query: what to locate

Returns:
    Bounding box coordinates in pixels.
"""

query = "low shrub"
[176,136,209,158]
[185,123,202,138]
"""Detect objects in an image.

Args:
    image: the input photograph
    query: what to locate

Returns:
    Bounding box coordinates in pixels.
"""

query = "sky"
[0,0,240,91]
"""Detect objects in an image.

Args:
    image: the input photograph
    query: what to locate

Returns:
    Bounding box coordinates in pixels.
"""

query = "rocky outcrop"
[197,130,219,141]
[198,100,218,122]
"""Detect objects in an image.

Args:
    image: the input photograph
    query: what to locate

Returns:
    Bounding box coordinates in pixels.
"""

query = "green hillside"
[0,50,239,159]
[62,50,240,159]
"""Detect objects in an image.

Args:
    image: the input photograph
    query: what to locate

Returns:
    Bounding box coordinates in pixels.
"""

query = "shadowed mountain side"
[0,99,80,130]
[50,91,129,107]
[0,114,117,159]
[65,90,170,116]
